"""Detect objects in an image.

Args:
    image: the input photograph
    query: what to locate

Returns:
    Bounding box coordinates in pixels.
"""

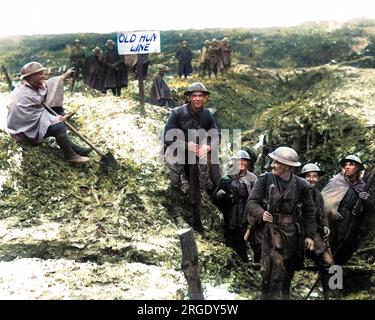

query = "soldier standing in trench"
[246,146,316,299]
[164,82,221,233]
[299,163,334,299]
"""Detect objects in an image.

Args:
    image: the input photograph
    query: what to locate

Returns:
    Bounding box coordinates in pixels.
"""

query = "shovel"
[43,103,118,170]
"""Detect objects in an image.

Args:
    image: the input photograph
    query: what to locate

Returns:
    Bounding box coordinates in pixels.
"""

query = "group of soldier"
[163,81,370,300]
[175,38,232,79]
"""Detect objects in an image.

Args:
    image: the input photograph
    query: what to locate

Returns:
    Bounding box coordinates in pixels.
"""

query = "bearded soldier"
[246,146,316,299]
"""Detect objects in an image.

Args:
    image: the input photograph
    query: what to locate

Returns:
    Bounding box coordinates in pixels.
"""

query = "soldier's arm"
[246,174,267,224]
[302,185,318,239]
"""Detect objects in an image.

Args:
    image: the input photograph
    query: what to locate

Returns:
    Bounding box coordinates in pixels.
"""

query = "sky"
[0,0,374,37]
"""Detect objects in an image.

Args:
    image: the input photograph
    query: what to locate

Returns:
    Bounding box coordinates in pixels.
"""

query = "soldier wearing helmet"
[102,39,128,96]
[321,155,369,265]
[200,40,212,79]
[68,38,86,83]
[164,82,221,233]
[221,36,232,75]
[150,64,175,108]
[213,149,257,261]
[7,62,90,165]
[299,163,334,299]
[175,40,193,78]
[246,146,316,299]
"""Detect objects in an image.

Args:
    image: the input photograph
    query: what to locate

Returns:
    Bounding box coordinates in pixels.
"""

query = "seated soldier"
[7,62,90,165]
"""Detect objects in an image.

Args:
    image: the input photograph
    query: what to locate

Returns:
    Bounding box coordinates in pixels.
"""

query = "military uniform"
[247,172,316,299]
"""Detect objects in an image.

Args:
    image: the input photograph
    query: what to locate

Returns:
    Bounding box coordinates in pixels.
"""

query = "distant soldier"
[7,62,90,165]
[321,155,369,265]
[208,39,224,78]
[133,54,150,80]
[83,47,105,93]
[213,150,257,262]
[175,40,193,78]
[246,147,316,299]
[102,39,128,97]
[221,37,232,75]
[164,82,221,233]
[150,64,175,108]
[68,39,86,79]
[299,163,334,299]
[200,40,211,78]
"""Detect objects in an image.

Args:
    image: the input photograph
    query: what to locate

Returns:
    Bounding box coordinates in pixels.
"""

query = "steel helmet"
[20,62,46,80]
[340,155,364,170]
[231,150,251,160]
[299,163,326,177]
[184,82,210,95]
[268,146,301,167]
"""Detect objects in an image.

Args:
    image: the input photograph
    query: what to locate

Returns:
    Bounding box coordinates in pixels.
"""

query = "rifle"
[1,64,14,90]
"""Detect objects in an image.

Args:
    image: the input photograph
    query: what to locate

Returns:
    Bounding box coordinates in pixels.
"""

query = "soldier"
[221,37,232,76]
[299,163,334,299]
[175,40,193,79]
[7,62,90,165]
[68,39,85,80]
[83,47,105,93]
[208,38,224,78]
[246,146,316,299]
[213,150,257,261]
[200,40,211,78]
[150,64,175,108]
[103,39,128,97]
[164,82,221,233]
[321,155,369,265]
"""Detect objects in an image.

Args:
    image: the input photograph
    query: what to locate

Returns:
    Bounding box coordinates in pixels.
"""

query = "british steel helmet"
[20,62,46,80]
[340,155,364,170]
[299,163,326,176]
[232,150,251,160]
[268,146,301,167]
[184,82,210,95]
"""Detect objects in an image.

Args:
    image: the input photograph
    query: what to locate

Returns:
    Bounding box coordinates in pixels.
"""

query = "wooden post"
[138,54,145,116]
[178,227,204,300]
[1,64,14,90]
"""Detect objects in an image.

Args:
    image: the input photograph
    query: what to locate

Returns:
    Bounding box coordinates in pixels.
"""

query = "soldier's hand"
[215,189,226,199]
[263,211,273,223]
[188,142,198,152]
[323,226,330,242]
[305,237,314,251]
[197,144,211,158]
[359,191,370,200]
[333,211,343,220]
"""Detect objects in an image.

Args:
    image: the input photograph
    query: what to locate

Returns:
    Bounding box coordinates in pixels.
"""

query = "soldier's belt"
[272,213,294,224]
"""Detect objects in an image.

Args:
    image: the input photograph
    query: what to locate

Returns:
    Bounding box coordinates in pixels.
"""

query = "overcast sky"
[0,0,374,37]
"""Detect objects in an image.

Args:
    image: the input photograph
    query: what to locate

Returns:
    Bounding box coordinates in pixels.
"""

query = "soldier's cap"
[340,155,364,171]
[106,39,115,46]
[182,40,188,44]
[222,37,229,42]
[184,82,210,95]
[157,64,169,72]
[268,146,301,167]
[204,40,210,45]
[92,47,102,53]
[299,163,326,177]
[20,62,47,80]
[74,39,81,43]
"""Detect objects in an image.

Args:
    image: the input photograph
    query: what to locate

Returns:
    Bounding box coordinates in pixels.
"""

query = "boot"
[71,142,92,157]
[55,134,90,166]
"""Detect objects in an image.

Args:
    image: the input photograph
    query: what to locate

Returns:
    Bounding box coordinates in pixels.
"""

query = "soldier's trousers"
[168,162,220,223]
